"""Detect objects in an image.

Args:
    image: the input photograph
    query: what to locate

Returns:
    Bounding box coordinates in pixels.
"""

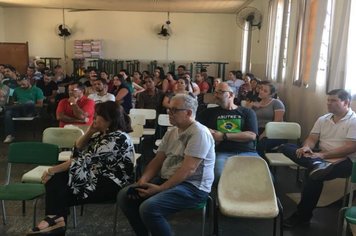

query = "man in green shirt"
[3,77,44,143]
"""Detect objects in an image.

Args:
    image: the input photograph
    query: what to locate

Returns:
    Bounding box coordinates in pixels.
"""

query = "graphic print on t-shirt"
[217,115,242,133]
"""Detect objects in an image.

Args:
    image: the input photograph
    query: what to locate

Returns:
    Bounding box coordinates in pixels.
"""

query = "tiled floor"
[0,123,345,236]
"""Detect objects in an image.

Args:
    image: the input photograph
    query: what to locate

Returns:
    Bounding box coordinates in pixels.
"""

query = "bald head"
[216,82,233,93]
[214,82,235,109]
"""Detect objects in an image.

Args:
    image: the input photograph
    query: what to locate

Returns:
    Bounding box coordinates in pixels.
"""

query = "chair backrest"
[218,156,279,218]
[265,122,301,140]
[64,124,89,133]
[8,142,59,165]
[129,124,144,138]
[43,127,84,149]
[351,161,356,184]
[347,161,356,206]
[130,108,157,120]
[157,114,172,127]
[129,114,146,126]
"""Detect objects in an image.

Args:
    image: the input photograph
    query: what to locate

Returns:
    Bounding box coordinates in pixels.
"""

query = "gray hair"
[171,93,198,117]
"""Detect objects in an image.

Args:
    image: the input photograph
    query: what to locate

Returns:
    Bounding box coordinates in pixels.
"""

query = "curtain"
[326,0,351,91]
[302,0,327,87]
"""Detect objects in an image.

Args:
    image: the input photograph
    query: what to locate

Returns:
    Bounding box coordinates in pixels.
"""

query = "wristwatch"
[70,102,75,106]
[223,133,228,141]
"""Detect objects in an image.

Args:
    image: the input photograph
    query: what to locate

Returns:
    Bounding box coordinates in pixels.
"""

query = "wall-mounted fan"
[57,24,71,37]
[236,7,262,31]
[158,20,172,39]
[157,12,172,40]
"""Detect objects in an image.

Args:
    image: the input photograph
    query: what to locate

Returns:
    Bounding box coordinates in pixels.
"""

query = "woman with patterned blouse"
[28,101,134,235]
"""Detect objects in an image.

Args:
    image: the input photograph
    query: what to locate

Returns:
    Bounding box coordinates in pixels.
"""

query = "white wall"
[2,8,253,78]
[3,5,337,139]
[0,7,5,41]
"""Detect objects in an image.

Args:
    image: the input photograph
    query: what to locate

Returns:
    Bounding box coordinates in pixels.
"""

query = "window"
[265,0,291,81]
[316,0,332,87]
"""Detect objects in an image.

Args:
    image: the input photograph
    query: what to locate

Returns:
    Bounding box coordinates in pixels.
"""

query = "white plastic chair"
[264,122,301,166]
[22,127,85,183]
[155,114,173,147]
[218,156,283,236]
[129,108,156,136]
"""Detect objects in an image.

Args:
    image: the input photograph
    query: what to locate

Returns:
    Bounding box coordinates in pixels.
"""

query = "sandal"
[27,215,66,235]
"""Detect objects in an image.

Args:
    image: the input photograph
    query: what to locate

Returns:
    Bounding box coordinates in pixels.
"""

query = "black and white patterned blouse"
[68,130,134,199]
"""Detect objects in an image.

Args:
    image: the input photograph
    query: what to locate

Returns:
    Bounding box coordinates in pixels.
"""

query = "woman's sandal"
[27,215,66,235]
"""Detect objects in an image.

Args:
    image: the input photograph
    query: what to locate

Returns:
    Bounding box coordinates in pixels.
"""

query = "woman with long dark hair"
[110,74,133,113]
[27,101,134,235]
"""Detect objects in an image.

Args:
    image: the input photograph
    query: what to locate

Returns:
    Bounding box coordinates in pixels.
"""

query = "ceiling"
[0,0,255,13]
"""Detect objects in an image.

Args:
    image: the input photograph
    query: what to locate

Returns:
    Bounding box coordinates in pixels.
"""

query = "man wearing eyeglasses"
[118,93,215,236]
[198,82,259,180]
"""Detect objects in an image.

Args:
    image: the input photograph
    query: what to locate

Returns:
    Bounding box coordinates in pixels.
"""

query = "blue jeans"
[118,178,209,236]
[4,103,36,136]
[215,151,260,181]
[281,143,352,219]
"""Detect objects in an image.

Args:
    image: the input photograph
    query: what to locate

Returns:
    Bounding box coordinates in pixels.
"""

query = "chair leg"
[338,207,348,236]
[33,199,39,228]
[80,205,84,216]
[22,200,26,215]
[213,199,219,236]
[277,198,284,236]
[113,195,120,236]
[207,196,214,236]
[201,205,206,236]
[1,200,6,225]
[72,206,77,228]
[343,178,350,207]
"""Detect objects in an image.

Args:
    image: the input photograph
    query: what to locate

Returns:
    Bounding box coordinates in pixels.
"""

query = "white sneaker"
[3,135,15,143]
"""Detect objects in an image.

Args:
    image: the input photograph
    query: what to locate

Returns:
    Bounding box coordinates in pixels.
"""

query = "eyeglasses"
[168,108,188,114]
[214,90,231,95]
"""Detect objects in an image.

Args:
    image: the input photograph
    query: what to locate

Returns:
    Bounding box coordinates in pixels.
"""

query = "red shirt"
[197,81,210,93]
[56,96,95,127]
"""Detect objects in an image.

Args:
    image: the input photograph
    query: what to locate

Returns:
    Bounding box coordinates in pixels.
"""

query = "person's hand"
[211,130,224,142]
[258,133,266,141]
[87,123,99,135]
[296,146,313,158]
[304,152,325,159]
[136,183,162,198]
[68,97,78,105]
[41,170,53,184]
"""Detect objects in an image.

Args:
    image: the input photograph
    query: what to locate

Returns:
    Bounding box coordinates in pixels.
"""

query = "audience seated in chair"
[56,81,95,128]
[36,71,59,119]
[197,82,259,181]
[27,101,135,235]
[87,78,115,103]
[2,65,19,93]
[118,94,215,236]
[0,81,10,112]
[136,76,164,124]
[280,89,356,228]
[246,81,286,158]
[110,74,132,114]
[3,77,44,143]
